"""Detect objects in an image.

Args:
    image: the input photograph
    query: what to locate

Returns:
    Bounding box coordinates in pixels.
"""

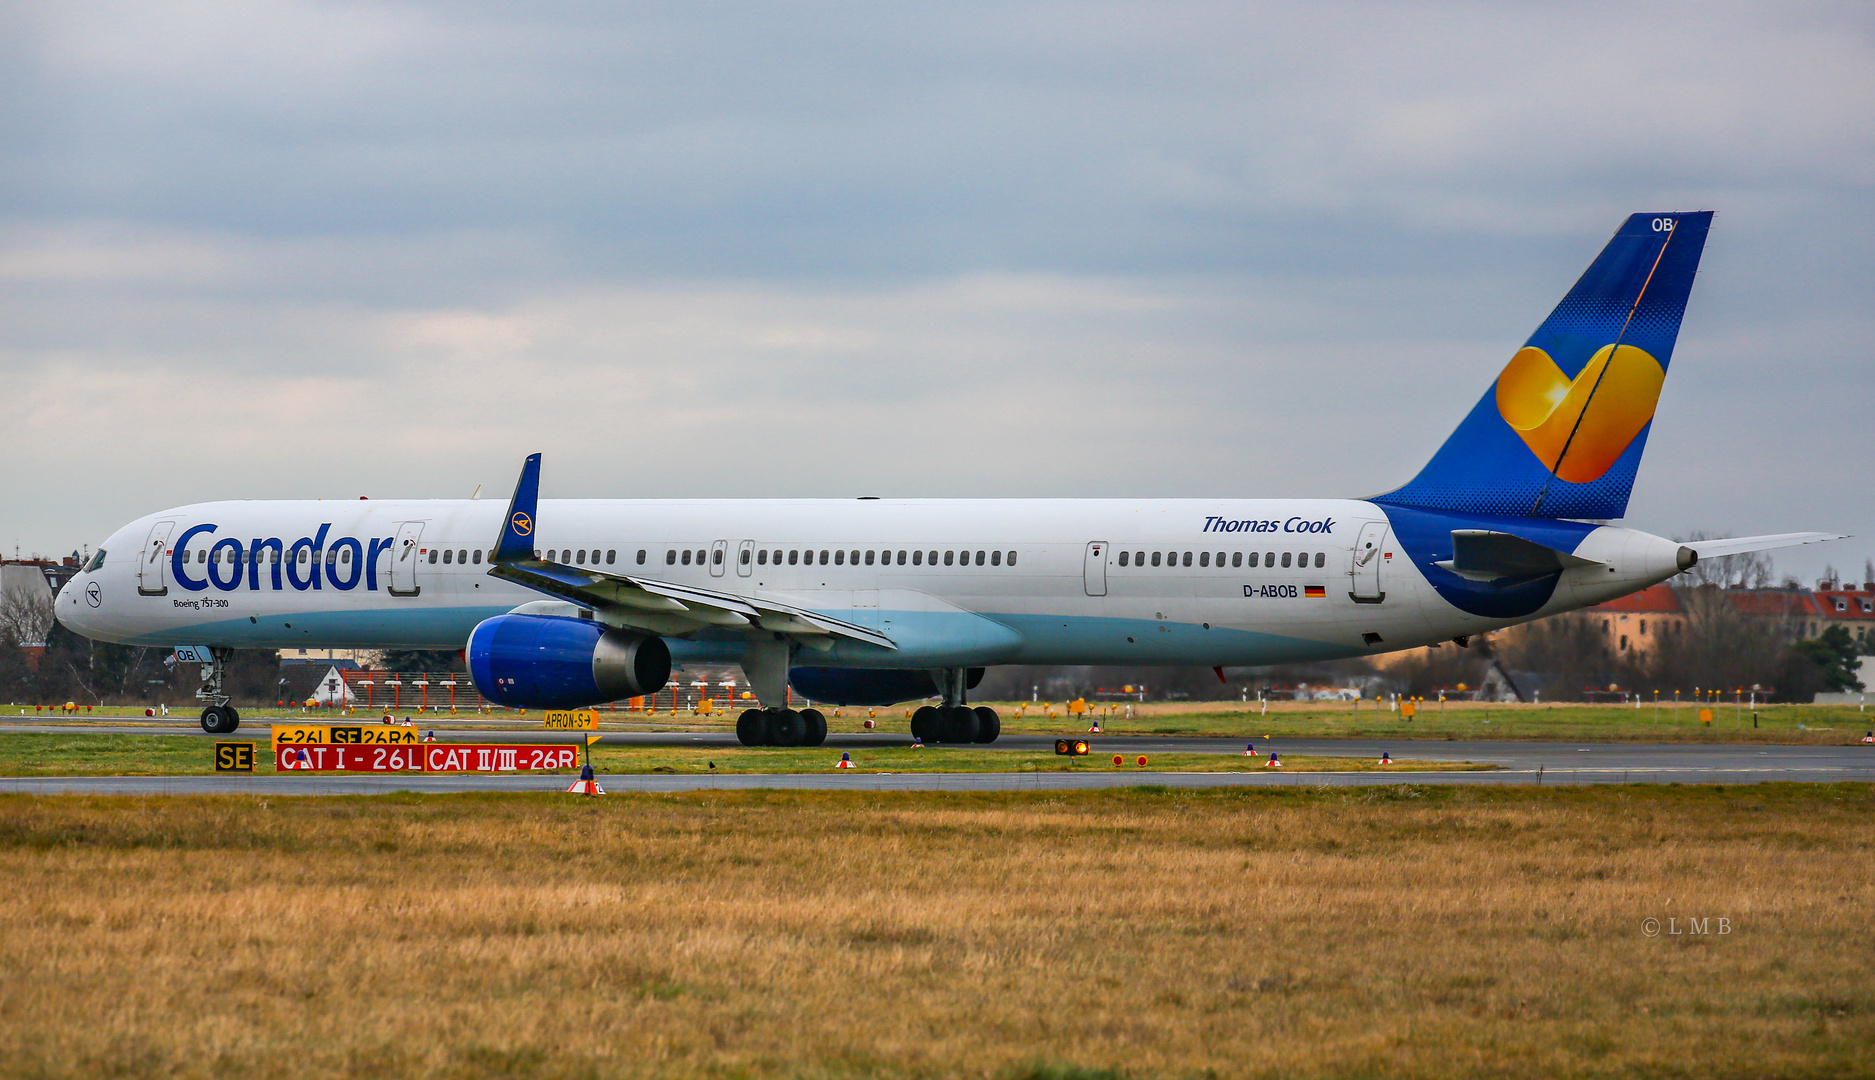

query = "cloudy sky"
[4,1,1872,584]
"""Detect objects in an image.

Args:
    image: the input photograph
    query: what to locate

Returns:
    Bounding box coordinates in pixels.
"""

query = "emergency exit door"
[388,521,425,597]
[1083,541,1108,597]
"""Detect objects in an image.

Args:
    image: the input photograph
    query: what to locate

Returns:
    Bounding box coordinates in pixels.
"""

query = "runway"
[0,732,1868,794]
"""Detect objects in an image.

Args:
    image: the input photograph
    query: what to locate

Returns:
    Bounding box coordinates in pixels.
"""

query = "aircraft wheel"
[766,708,804,747]
[910,705,939,742]
[972,706,1000,743]
[799,708,827,747]
[941,705,980,744]
[736,709,765,746]
[199,706,233,734]
[225,707,241,732]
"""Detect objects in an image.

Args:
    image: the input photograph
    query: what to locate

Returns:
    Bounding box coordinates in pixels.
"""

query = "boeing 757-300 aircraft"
[58,212,1841,741]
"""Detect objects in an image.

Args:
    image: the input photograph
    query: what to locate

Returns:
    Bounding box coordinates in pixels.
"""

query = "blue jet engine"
[467,613,670,710]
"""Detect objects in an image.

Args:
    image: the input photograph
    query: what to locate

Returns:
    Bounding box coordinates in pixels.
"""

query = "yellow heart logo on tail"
[1494,343,1665,484]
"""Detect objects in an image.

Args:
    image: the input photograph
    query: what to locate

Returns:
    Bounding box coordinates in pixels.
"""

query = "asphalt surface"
[0,720,1870,794]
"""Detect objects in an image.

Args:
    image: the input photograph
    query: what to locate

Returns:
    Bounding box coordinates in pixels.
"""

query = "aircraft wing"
[484,454,895,650]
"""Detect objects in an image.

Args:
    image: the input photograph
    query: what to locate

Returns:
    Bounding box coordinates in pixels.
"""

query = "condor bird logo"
[510,512,533,536]
[1495,343,1665,484]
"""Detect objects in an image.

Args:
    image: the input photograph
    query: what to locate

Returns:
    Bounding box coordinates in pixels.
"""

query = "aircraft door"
[736,540,755,577]
[1083,541,1108,597]
[138,520,176,596]
[389,521,425,597]
[710,540,729,578]
[1349,521,1389,604]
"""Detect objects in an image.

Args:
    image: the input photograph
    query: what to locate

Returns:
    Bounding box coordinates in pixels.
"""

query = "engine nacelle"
[467,614,670,710]
[788,667,983,707]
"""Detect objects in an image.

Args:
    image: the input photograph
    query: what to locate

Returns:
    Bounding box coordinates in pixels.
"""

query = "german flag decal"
[1303,585,1326,598]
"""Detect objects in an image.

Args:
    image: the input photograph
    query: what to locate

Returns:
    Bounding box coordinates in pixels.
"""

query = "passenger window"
[912,550,923,565]
[458,549,467,564]
[975,551,985,566]
[819,550,829,565]
[897,551,907,565]
[1232,552,1242,567]
[712,549,723,565]
[1265,551,1275,566]
[473,550,483,565]
[573,549,583,564]
[991,550,1001,566]
[1007,551,1017,566]
[927,551,938,565]
[865,550,875,565]
[1181,552,1191,567]
[1281,552,1291,568]
[444,549,454,564]
[1151,552,1161,567]
[426,549,437,564]
[835,550,845,566]
[1215,551,1225,566]
[1315,552,1325,568]
[1119,551,1129,566]
[850,550,860,564]
[944,551,954,566]
[607,550,616,564]
[681,550,692,565]
[1199,552,1209,567]
[758,550,768,565]
[788,550,798,565]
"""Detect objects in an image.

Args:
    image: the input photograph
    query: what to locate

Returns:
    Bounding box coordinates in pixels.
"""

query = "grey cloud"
[0,1,1870,582]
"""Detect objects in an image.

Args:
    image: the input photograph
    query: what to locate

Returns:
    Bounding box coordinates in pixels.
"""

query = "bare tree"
[1675,531,1775,589]
[0,590,56,647]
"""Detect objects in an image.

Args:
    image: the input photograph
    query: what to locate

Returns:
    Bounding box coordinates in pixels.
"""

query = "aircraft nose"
[56,575,96,636]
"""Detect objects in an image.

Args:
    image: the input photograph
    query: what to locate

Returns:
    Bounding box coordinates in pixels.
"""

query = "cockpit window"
[84,549,106,572]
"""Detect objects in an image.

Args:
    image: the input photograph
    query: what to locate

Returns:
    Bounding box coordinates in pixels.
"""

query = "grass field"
[8,699,1873,745]
[0,785,1869,1078]
[0,733,1487,776]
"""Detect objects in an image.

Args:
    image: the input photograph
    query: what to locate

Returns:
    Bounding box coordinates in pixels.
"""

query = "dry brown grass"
[0,785,1871,1079]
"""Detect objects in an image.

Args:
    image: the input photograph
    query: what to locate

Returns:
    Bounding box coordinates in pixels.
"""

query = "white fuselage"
[58,496,1686,670]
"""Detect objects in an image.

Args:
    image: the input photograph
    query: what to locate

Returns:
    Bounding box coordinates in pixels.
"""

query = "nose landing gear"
[194,647,241,734]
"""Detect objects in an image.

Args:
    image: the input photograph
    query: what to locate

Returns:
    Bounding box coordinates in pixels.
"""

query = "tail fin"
[1376,211,1713,519]
[491,452,542,563]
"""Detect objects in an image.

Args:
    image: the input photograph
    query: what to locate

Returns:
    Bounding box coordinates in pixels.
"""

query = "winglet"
[491,453,542,564]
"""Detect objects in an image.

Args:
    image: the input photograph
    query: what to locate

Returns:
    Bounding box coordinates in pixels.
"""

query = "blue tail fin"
[491,453,542,563]
[1376,211,1713,519]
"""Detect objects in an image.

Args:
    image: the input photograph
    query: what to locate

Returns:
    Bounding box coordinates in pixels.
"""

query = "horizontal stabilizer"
[1434,529,1603,582]
[1685,532,1847,560]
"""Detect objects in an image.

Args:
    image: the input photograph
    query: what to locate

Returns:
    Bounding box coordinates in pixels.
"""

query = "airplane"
[57,211,1842,740]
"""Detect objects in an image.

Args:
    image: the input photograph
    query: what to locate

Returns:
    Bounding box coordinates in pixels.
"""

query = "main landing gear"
[909,667,1001,744]
[736,707,828,747]
[195,646,241,734]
